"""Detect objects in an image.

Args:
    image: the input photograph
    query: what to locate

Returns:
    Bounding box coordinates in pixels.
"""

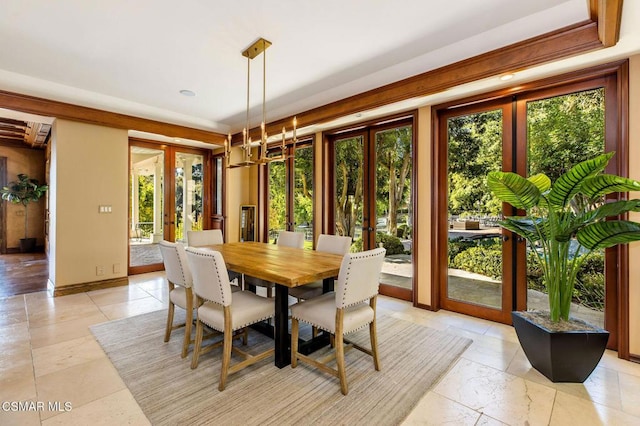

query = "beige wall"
[225,146,258,243]
[0,145,46,249]
[49,119,128,288]
[416,106,432,307]
[628,55,640,355]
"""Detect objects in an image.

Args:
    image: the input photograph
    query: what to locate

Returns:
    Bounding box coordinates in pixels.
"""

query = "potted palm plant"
[1,173,48,253]
[487,152,640,382]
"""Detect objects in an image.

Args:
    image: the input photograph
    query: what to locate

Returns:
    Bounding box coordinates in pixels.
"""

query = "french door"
[264,139,314,247]
[328,117,414,301]
[435,70,624,351]
[128,141,208,274]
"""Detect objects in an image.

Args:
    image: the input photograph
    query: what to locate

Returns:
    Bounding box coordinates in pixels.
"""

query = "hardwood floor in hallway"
[0,252,48,297]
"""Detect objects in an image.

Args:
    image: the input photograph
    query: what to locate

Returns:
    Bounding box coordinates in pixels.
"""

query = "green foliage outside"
[351,232,405,255]
[449,238,606,311]
[447,88,611,316]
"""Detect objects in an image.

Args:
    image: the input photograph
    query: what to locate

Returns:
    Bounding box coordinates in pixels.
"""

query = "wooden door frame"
[128,139,212,275]
[324,114,416,301]
[434,98,516,324]
[431,60,629,356]
[0,156,6,254]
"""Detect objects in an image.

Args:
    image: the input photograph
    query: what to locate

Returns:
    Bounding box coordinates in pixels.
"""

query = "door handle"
[502,235,509,242]
[366,226,375,232]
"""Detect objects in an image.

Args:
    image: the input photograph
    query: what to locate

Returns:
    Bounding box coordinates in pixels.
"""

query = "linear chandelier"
[224,38,297,168]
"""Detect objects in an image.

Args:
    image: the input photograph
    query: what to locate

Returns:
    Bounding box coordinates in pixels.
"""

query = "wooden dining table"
[201,241,343,368]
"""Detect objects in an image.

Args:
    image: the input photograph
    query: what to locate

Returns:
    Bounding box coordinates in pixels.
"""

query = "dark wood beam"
[243,21,603,141]
[597,0,624,47]
[0,90,226,145]
[0,137,30,148]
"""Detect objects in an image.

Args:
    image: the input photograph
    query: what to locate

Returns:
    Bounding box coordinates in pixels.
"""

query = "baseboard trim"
[629,354,640,364]
[52,277,129,297]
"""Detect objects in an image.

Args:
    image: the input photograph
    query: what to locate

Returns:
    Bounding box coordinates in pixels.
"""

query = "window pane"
[294,145,313,249]
[447,110,504,309]
[526,88,605,327]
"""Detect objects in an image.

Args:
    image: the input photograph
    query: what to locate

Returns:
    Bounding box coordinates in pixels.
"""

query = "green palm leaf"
[580,175,640,199]
[576,220,640,250]
[487,172,540,210]
[580,200,640,223]
[500,217,545,241]
[547,152,614,209]
[528,173,551,193]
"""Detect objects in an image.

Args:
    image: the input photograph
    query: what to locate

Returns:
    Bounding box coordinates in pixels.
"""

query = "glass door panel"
[173,152,204,244]
[293,144,313,249]
[268,159,286,243]
[334,136,364,243]
[525,88,605,327]
[445,109,508,314]
[129,146,165,269]
[374,125,413,292]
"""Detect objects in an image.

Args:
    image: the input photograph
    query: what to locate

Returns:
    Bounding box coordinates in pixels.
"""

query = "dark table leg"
[322,277,334,293]
[274,284,291,368]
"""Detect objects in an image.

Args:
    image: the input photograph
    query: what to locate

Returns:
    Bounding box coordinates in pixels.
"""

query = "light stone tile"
[140,286,170,303]
[434,358,555,425]
[475,414,508,425]
[0,409,41,426]
[458,335,519,371]
[507,349,624,410]
[432,311,493,335]
[402,391,480,425]
[0,339,32,367]
[550,390,640,426]
[36,357,127,420]
[27,303,104,328]
[599,350,640,377]
[132,276,167,292]
[0,294,26,312]
[391,310,451,331]
[0,304,27,327]
[98,296,165,320]
[87,285,154,306]
[25,292,95,313]
[32,335,106,377]
[553,366,622,411]
[483,322,519,343]
[619,370,640,417]
[0,320,30,345]
[41,389,150,426]
[0,364,37,402]
[29,311,109,349]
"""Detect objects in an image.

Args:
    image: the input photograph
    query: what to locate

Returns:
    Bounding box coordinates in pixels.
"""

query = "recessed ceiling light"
[179,89,196,97]
[500,73,515,81]
[355,113,363,118]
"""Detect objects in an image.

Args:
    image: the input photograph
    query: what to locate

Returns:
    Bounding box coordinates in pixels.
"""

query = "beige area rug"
[91,309,471,425]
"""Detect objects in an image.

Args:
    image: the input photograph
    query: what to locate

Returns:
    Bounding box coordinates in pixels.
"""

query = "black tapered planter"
[512,311,609,383]
[19,238,37,253]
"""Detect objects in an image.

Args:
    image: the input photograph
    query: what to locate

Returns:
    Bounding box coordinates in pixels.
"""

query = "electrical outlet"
[96,266,105,276]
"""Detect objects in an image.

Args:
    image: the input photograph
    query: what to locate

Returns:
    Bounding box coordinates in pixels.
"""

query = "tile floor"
[1,272,640,425]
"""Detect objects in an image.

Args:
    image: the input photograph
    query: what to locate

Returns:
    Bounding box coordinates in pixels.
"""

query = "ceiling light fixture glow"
[499,73,515,81]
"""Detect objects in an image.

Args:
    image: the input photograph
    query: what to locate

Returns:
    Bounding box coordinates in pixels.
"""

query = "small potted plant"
[1,173,48,253]
[487,152,640,382]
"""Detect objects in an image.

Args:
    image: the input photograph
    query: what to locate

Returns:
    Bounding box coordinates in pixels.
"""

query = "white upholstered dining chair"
[185,247,275,391]
[288,234,352,302]
[187,229,242,287]
[187,229,223,246]
[291,247,386,395]
[158,240,197,358]
[245,230,305,297]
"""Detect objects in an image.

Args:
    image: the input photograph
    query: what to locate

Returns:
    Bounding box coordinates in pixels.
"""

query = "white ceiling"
[0,0,639,140]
